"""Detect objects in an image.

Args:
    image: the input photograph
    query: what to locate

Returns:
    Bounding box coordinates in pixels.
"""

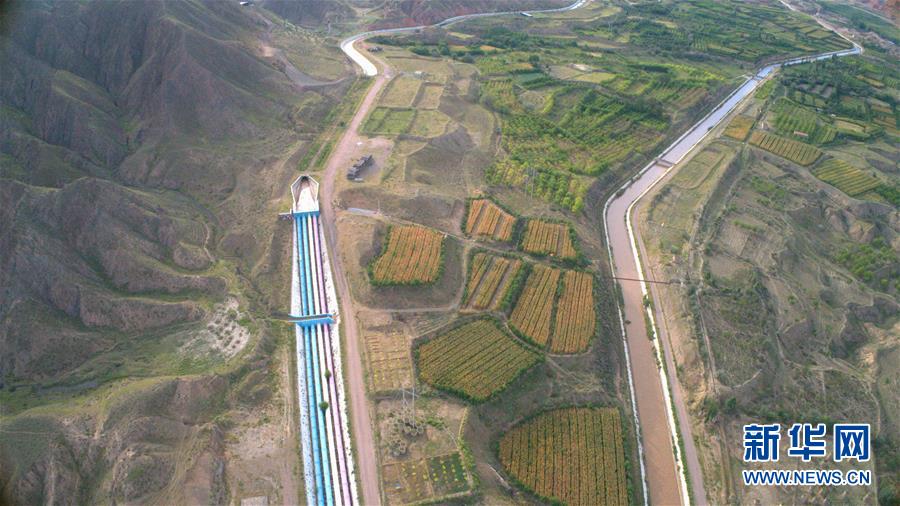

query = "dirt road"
[318,45,389,505]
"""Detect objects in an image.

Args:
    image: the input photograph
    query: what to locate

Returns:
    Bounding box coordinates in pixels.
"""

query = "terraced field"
[749,130,822,166]
[464,253,523,311]
[812,159,881,197]
[498,407,628,506]
[521,219,577,260]
[370,225,444,285]
[464,199,516,242]
[416,319,540,401]
[509,265,561,347]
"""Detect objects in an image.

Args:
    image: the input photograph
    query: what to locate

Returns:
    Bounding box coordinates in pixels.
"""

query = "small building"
[369,46,383,53]
[347,155,373,180]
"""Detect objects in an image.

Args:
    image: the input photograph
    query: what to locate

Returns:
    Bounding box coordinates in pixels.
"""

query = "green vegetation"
[779,56,898,137]
[755,79,775,100]
[874,184,900,207]
[762,54,897,209]
[771,98,836,144]
[372,1,854,215]
[819,2,900,45]
[835,237,898,290]
[578,1,850,63]
[362,107,415,135]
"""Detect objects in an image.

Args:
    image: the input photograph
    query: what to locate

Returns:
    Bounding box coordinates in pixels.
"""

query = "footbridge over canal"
[289,175,357,506]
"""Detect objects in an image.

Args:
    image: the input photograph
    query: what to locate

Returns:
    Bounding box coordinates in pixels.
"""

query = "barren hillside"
[0,0,351,503]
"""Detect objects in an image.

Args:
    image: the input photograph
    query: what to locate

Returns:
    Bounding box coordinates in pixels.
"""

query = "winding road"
[329,0,861,504]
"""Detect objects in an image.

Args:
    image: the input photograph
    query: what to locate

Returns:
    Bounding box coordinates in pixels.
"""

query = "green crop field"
[771,98,836,144]
[749,130,822,166]
[416,319,540,401]
[499,407,628,506]
[362,107,416,135]
[812,159,881,197]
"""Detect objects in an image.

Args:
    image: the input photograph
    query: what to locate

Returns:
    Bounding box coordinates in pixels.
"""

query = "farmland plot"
[380,75,422,108]
[749,130,822,166]
[812,159,881,197]
[521,219,577,260]
[363,107,416,135]
[370,225,444,285]
[723,115,754,141]
[498,407,628,506]
[408,110,451,138]
[509,265,561,347]
[464,199,516,242]
[772,99,836,144]
[382,453,470,505]
[365,331,413,393]
[464,253,523,311]
[551,271,595,354]
[415,83,444,109]
[417,319,540,401]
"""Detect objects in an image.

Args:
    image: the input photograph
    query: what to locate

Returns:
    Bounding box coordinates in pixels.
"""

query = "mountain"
[258,0,355,28]
[0,0,350,503]
[367,0,574,28]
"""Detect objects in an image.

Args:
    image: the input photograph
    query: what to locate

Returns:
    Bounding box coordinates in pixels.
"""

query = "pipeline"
[311,214,354,505]
[303,214,335,506]
[306,215,339,506]
[296,210,362,506]
[296,217,327,505]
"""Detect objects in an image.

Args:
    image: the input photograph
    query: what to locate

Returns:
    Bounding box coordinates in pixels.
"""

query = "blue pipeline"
[304,326,326,506]
[297,316,335,327]
[296,218,326,505]
[299,214,334,506]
